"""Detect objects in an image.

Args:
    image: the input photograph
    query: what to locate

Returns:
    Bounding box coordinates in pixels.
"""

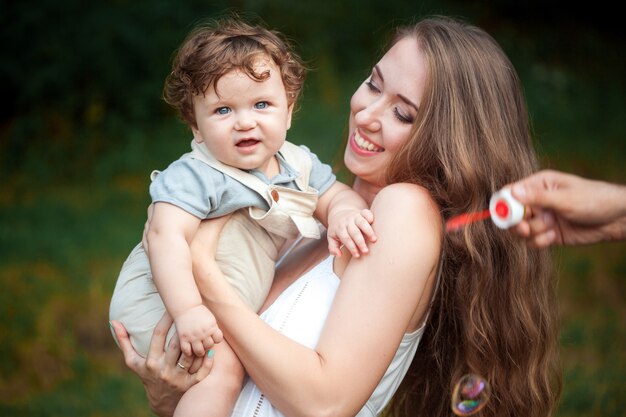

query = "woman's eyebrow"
[374,65,384,81]
[375,65,418,110]
[399,94,418,111]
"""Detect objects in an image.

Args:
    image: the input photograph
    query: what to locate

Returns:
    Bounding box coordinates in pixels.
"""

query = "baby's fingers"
[355,214,377,243]
[201,332,222,353]
[336,226,363,258]
[347,223,370,255]
[361,209,375,224]
[180,340,193,357]
[327,237,344,257]
[211,328,224,344]
[192,340,206,357]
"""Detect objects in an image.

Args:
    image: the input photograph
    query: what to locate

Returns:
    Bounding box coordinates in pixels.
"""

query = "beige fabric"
[109,141,321,356]
[109,209,283,356]
[188,140,321,239]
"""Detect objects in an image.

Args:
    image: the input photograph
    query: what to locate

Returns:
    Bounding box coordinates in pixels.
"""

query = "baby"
[109,17,375,417]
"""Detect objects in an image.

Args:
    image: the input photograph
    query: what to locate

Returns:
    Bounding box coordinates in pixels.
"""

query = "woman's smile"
[350,129,384,155]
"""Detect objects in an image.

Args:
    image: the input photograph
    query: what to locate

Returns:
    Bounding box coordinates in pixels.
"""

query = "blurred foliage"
[0,0,624,416]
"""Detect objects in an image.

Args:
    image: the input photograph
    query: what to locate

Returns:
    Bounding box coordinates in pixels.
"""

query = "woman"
[112,16,561,417]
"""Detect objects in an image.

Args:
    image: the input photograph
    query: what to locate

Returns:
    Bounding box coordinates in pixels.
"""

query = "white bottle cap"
[489,188,525,229]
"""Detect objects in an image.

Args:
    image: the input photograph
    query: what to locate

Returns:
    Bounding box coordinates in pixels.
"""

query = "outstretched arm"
[509,170,626,248]
[193,183,441,417]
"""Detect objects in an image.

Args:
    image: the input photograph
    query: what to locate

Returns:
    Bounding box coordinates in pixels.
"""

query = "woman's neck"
[352,177,383,206]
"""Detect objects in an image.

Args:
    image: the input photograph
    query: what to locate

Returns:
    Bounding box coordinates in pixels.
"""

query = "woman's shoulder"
[374,183,439,217]
[366,183,441,331]
[370,182,442,247]
[376,182,429,196]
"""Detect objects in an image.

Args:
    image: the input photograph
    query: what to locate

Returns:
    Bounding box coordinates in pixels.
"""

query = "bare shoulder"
[368,183,442,263]
[372,183,441,227]
[373,182,434,203]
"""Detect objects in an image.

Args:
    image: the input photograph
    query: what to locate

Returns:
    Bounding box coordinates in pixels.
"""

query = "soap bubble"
[451,374,490,416]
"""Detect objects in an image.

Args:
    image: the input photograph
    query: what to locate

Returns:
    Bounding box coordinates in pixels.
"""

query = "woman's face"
[345,36,427,187]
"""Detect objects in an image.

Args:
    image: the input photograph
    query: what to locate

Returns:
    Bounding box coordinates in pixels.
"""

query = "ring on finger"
[176,361,186,370]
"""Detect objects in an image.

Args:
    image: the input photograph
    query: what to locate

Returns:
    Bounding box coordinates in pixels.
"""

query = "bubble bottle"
[489,188,524,229]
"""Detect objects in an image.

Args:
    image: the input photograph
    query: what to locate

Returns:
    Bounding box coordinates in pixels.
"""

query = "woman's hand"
[110,314,214,417]
[509,170,626,247]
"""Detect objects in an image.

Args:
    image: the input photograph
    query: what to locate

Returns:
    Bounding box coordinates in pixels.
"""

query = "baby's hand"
[174,305,223,357]
[327,208,376,258]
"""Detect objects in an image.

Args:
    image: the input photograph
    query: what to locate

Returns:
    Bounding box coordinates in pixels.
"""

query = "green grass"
[556,244,626,416]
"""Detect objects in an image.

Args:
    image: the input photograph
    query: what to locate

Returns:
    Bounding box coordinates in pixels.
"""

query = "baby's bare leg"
[173,340,244,417]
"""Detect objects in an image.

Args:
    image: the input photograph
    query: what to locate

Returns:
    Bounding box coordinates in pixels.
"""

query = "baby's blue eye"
[216,107,231,115]
[255,101,269,109]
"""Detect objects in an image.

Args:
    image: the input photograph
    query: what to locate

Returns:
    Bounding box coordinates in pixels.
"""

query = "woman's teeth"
[355,131,383,152]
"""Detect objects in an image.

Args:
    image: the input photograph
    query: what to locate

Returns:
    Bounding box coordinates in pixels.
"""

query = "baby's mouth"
[354,130,383,152]
[236,138,260,147]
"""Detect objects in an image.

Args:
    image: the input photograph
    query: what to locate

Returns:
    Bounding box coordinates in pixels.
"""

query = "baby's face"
[191,59,293,176]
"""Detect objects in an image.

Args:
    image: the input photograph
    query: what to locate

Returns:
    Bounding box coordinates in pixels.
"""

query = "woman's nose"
[354,100,382,131]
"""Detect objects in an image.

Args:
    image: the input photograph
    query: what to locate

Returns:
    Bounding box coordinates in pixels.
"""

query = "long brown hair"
[385,17,561,417]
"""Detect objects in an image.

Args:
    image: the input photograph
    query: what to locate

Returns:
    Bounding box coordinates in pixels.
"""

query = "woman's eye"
[216,107,231,115]
[393,108,413,124]
[365,80,380,93]
[255,101,269,109]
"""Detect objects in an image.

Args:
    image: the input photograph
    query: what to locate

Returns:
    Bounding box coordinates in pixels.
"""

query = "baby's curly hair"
[163,17,306,128]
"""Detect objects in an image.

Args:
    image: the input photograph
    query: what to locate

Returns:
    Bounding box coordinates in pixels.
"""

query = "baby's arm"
[315,181,377,257]
[147,202,223,357]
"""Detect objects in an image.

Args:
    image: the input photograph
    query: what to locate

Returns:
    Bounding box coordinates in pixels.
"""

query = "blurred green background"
[1,1,624,416]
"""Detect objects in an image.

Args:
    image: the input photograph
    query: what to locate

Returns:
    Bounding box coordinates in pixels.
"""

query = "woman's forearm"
[194,262,340,417]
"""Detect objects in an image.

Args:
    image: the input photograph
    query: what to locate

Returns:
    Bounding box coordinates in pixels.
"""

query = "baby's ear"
[286,103,294,130]
[191,126,204,143]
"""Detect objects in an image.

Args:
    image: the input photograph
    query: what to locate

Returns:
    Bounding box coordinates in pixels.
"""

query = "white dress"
[231,255,425,417]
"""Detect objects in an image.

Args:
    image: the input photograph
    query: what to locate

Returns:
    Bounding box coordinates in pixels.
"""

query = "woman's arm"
[194,183,442,417]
